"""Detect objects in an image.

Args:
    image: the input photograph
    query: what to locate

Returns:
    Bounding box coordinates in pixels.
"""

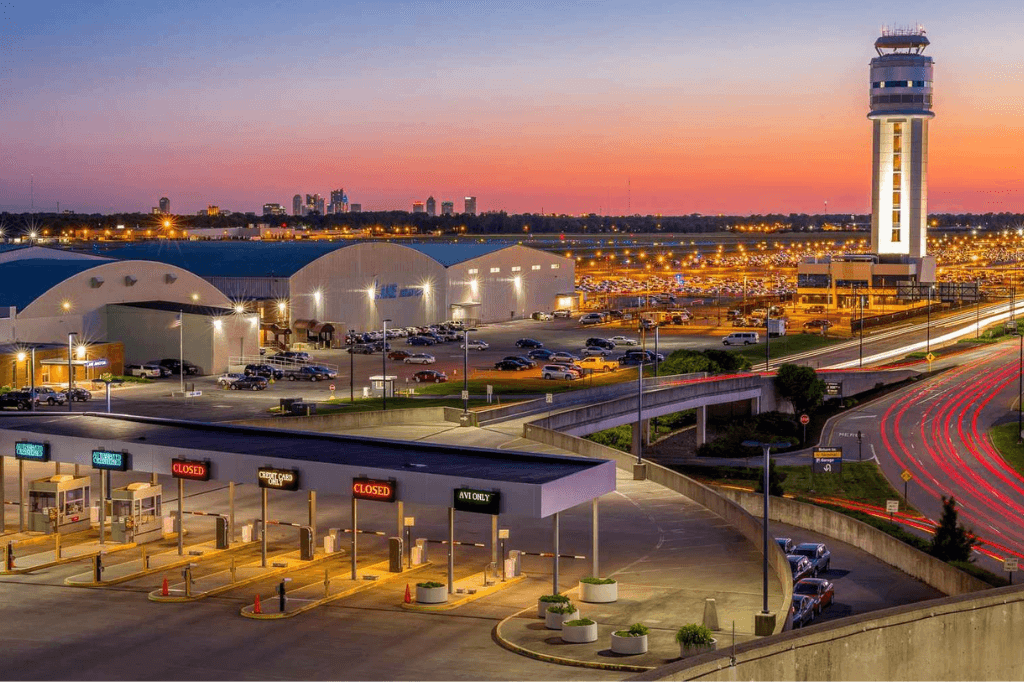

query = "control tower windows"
[891,122,903,243]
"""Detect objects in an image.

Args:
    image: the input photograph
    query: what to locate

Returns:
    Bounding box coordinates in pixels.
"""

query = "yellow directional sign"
[901,469,913,482]
[926,353,935,362]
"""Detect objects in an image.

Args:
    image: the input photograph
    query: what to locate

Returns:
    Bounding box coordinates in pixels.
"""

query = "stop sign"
[800,414,810,425]
[329,384,336,391]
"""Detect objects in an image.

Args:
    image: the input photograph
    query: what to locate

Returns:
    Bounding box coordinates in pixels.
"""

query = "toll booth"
[27,475,92,534]
[110,482,164,544]
[368,375,396,398]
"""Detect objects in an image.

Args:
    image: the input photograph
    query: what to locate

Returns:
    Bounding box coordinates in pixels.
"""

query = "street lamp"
[742,438,789,627]
[926,284,934,356]
[462,327,470,415]
[348,329,355,403]
[858,287,865,369]
[67,332,76,412]
[381,318,392,410]
[1018,328,1023,444]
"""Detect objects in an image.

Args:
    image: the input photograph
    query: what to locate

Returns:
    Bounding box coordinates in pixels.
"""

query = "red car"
[793,578,834,615]
[388,350,412,360]
[413,370,447,383]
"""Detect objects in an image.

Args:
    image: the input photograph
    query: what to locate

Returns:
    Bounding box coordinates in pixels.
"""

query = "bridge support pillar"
[695,405,707,446]
[631,421,642,457]
[641,419,651,446]
[750,396,761,416]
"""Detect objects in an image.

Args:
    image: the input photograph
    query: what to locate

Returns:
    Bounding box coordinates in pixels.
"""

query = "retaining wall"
[229,406,451,432]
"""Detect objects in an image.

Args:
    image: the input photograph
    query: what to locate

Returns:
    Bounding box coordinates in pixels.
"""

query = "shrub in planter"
[611,623,649,655]
[579,576,617,603]
[545,602,579,630]
[415,581,447,604]
[676,623,716,658]
[537,593,570,618]
[561,617,598,643]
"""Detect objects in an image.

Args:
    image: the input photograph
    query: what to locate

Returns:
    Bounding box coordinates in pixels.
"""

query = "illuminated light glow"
[191,293,199,301]
[76,345,86,359]
[513,275,522,288]
[366,285,375,299]
[212,318,223,331]
[313,290,322,303]
[16,351,26,362]
[61,300,71,311]
[234,304,245,314]
[278,302,287,313]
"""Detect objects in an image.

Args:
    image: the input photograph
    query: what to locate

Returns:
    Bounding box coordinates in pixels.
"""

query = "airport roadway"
[823,338,1024,572]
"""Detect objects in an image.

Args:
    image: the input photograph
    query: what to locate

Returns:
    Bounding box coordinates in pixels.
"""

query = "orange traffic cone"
[254,594,262,614]
[404,584,411,604]
[161,577,169,596]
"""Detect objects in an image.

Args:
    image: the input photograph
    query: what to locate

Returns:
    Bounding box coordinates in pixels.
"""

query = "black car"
[309,365,338,379]
[790,595,815,628]
[606,309,624,319]
[230,376,268,391]
[349,344,375,354]
[503,355,536,368]
[0,391,34,410]
[245,363,284,379]
[494,359,528,371]
[585,337,615,350]
[787,555,815,583]
[144,361,174,377]
[159,358,200,375]
[62,387,93,402]
[792,542,831,575]
[407,336,435,346]
[528,348,556,361]
[274,351,311,361]
[515,338,544,349]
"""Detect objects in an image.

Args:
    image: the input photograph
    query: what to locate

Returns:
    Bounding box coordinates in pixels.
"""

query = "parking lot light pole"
[859,290,865,369]
[67,332,76,412]
[382,319,391,410]
[348,329,355,403]
[463,328,469,414]
[743,439,789,619]
[1018,330,1023,443]
[926,285,933,356]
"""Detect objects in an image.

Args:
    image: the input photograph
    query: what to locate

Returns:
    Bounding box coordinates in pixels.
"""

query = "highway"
[822,340,1024,574]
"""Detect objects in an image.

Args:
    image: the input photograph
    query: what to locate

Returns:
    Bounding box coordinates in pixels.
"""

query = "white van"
[722,331,760,346]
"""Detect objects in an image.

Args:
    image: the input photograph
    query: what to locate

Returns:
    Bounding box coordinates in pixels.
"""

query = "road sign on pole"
[545,393,553,404]
[901,469,913,503]
[886,500,899,513]
[812,447,842,476]
[1006,557,1019,584]
[461,390,469,401]
[799,414,810,425]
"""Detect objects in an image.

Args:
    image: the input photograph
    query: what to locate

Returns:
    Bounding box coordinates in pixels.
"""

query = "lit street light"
[382,318,392,410]
[742,438,789,625]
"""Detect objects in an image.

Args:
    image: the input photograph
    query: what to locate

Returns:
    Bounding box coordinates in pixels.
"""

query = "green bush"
[111,374,153,384]
[614,623,650,637]
[563,618,595,627]
[585,424,633,453]
[675,623,714,646]
[538,594,570,603]
[416,581,445,589]
[547,603,577,615]
[580,577,616,585]
[697,411,800,458]
[659,348,751,376]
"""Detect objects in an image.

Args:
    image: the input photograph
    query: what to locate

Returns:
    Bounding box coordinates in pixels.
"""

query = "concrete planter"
[416,585,447,604]
[561,621,598,643]
[545,608,579,630]
[579,580,617,603]
[611,633,648,655]
[679,638,717,658]
[538,599,569,618]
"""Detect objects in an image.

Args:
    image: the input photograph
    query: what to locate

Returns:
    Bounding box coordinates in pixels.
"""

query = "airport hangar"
[0,247,258,385]
[103,241,577,347]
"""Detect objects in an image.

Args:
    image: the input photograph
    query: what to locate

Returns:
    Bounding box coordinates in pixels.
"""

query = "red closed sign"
[353,478,396,503]
[171,458,211,481]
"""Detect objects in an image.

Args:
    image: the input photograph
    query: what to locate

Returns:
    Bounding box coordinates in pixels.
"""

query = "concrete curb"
[492,606,655,674]
[65,541,251,587]
[4,541,138,575]
[401,573,526,612]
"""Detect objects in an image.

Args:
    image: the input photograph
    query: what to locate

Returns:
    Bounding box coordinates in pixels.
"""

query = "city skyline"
[2,1,1024,216]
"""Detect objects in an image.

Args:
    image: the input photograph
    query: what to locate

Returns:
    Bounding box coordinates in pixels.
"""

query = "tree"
[774,364,825,415]
[929,496,977,562]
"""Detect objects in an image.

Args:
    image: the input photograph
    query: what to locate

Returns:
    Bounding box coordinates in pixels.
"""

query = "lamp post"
[636,354,645,465]
[976,278,981,339]
[463,327,470,415]
[67,332,76,412]
[1018,329,1023,443]
[348,329,355,403]
[926,285,933,356]
[859,287,865,369]
[381,318,391,410]
[764,307,771,371]
[742,439,789,623]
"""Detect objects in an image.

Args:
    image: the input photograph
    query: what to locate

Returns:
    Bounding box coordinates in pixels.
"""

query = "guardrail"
[227,355,339,373]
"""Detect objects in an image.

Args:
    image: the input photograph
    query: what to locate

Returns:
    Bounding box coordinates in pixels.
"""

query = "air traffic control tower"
[798,28,938,311]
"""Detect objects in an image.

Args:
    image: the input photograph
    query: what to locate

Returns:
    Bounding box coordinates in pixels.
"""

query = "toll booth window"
[140,495,161,519]
[30,491,56,513]
[64,487,87,515]
[112,500,132,521]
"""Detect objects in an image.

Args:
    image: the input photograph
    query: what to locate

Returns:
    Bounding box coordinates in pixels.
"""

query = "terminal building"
[797,28,942,311]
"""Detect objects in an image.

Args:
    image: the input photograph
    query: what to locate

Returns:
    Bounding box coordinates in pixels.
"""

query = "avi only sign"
[812,446,842,475]
[453,488,501,515]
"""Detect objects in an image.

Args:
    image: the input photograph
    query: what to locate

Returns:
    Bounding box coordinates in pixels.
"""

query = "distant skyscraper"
[329,188,348,214]
[305,194,324,215]
[464,196,477,215]
[293,194,303,216]
[426,196,436,216]
[412,201,426,213]
[263,203,286,216]
[159,197,170,214]
[441,201,454,216]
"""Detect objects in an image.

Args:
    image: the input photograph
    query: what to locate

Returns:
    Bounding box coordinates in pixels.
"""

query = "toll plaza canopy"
[0,413,615,518]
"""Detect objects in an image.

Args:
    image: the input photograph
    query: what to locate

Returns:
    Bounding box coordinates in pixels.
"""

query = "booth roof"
[0,413,606,485]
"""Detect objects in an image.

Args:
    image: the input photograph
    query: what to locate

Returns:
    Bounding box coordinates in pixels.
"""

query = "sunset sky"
[2,0,1023,216]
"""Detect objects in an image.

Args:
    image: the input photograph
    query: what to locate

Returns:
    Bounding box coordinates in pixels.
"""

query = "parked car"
[413,370,447,383]
[0,391,33,410]
[792,542,831,575]
[407,336,436,346]
[552,309,573,318]
[581,346,609,357]
[462,339,489,350]
[30,386,67,406]
[388,350,413,361]
[245,364,284,379]
[722,332,759,346]
[159,358,200,375]
[585,337,615,350]
[606,309,625,319]
[126,364,163,378]
[787,555,815,583]
[805,305,826,314]
[528,349,556,361]
[348,344,376,354]
[579,313,604,325]
[274,351,311,362]
[62,387,92,402]
[515,338,544,349]
[230,375,268,391]
[309,365,338,379]
[794,578,835,615]
[577,356,619,372]
[775,537,796,554]
[143,362,174,377]
[494,359,528,371]
[639,318,658,330]
[803,319,833,331]
[548,352,580,365]
[503,355,536,368]
[790,595,816,628]
[726,309,742,319]
[404,353,436,365]
[531,311,553,321]
[621,350,664,363]
[732,317,750,327]
[541,364,576,380]
[610,335,639,346]
[218,372,245,386]
[283,366,323,381]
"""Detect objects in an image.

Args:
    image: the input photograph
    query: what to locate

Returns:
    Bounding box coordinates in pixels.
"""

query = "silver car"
[404,353,436,365]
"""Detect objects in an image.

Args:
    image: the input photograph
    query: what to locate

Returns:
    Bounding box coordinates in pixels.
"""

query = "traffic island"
[65,540,254,587]
[400,571,527,612]
[3,537,140,575]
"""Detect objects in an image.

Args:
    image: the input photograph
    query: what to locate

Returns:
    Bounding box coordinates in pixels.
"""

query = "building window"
[891,122,902,243]
[531,265,541,270]
[489,267,500,273]
[550,264,559,269]
[467,268,478,275]
[511,266,521,272]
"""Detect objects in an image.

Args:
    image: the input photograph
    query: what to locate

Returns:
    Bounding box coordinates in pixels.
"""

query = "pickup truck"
[577,356,619,373]
[0,391,34,410]
[283,366,324,382]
